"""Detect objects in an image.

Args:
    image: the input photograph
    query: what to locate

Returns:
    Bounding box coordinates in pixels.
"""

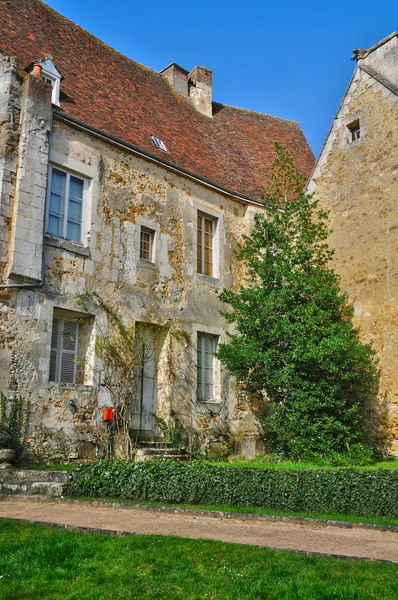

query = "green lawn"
[23,457,398,472]
[212,457,398,470]
[0,520,397,600]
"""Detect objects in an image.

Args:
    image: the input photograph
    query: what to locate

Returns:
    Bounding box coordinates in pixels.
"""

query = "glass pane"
[204,232,212,248]
[205,365,214,383]
[48,214,62,237]
[197,347,202,368]
[197,215,202,231]
[51,169,66,193]
[205,384,213,400]
[197,382,203,399]
[205,352,213,368]
[205,261,212,276]
[204,219,213,233]
[49,191,62,214]
[68,199,82,221]
[69,176,84,200]
[67,220,81,242]
[205,336,214,352]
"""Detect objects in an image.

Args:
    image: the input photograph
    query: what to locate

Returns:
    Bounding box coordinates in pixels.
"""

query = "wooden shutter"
[49,317,60,382]
[60,320,78,383]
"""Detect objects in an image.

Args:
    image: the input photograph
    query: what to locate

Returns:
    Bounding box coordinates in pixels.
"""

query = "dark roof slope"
[0,0,315,201]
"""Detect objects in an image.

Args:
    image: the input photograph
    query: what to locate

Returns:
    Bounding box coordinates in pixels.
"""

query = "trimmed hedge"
[65,459,398,518]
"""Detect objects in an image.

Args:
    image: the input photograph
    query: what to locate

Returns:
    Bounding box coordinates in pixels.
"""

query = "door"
[132,336,157,434]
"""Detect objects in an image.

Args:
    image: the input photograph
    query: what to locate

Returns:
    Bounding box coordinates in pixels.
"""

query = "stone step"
[137,441,174,449]
[0,469,68,484]
[0,469,67,498]
[138,448,183,456]
[135,448,188,462]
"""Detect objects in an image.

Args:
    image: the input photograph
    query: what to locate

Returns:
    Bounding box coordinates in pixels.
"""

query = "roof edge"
[53,109,265,207]
[364,31,398,57]
[212,101,300,126]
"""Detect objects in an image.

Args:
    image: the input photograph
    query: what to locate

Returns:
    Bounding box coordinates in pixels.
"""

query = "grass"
[69,495,398,528]
[0,520,397,600]
[22,457,398,472]
[23,463,84,471]
[211,457,398,470]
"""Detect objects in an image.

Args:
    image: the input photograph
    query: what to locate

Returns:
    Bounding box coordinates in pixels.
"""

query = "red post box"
[102,407,113,421]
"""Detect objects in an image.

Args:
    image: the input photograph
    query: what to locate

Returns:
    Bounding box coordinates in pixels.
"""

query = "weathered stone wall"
[309,37,398,452]
[0,68,265,461]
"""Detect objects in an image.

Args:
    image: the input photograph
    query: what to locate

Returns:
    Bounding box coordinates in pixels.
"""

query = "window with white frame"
[47,167,87,244]
[140,226,155,261]
[197,213,217,276]
[197,333,218,401]
[49,315,79,384]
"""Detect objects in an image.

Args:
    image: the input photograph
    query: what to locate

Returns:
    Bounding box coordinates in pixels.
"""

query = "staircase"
[135,441,188,462]
[0,469,67,497]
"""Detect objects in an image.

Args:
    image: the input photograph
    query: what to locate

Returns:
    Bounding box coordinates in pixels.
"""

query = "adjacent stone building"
[308,32,398,453]
[0,0,314,460]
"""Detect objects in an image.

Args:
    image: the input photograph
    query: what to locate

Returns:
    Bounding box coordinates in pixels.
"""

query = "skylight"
[151,135,167,152]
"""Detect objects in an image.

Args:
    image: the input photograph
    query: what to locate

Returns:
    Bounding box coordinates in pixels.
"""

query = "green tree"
[217,144,379,459]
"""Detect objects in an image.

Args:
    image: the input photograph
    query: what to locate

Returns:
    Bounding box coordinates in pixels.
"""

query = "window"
[47,167,86,243]
[140,227,155,261]
[347,119,360,142]
[151,135,167,152]
[197,213,216,276]
[49,316,79,384]
[197,333,218,401]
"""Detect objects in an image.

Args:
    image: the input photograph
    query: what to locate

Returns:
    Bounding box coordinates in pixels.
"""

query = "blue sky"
[44,0,397,156]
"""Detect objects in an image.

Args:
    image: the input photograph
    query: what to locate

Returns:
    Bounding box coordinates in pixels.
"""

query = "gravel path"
[1,497,397,562]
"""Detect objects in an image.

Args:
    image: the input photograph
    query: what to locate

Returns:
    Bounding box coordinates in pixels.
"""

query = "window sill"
[48,382,95,392]
[197,399,222,405]
[138,258,156,267]
[45,234,90,257]
[196,273,221,286]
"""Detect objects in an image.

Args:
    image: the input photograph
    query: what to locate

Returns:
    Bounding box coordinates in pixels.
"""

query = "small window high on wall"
[347,119,360,142]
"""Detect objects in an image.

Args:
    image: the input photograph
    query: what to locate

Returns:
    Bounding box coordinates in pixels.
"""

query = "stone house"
[308,32,398,453]
[0,0,314,461]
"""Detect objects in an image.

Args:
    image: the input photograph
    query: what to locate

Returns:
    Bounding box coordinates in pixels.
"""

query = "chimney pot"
[32,63,42,78]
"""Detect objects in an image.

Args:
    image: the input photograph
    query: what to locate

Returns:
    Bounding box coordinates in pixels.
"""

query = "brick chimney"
[188,66,212,117]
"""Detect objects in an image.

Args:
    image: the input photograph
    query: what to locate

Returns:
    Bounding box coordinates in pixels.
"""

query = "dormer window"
[30,57,61,106]
[151,135,167,152]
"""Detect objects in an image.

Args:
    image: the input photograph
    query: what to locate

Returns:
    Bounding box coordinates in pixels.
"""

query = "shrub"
[0,393,31,459]
[65,459,398,518]
[217,144,379,458]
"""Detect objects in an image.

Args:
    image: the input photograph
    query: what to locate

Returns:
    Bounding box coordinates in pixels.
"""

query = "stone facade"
[0,1,314,462]
[308,33,398,453]
[0,58,268,460]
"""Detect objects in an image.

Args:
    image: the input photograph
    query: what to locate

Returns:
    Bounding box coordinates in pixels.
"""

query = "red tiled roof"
[0,0,315,201]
